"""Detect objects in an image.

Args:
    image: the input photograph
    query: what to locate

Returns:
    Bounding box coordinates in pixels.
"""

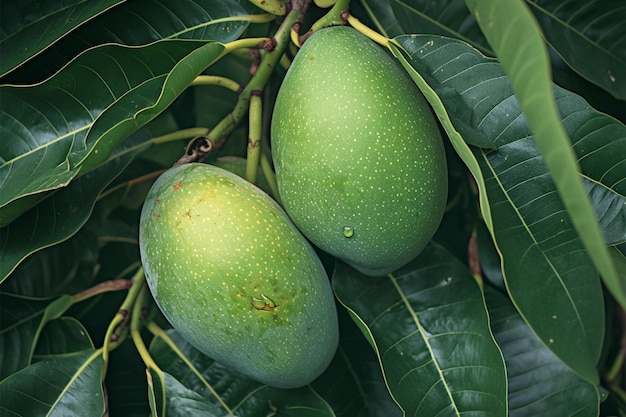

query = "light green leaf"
[332,241,507,417]
[0,0,124,78]
[464,0,618,336]
[0,348,105,416]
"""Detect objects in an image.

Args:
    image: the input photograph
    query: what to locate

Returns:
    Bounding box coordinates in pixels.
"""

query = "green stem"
[190,75,242,92]
[72,279,134,304]
[130,286,162,372]
[246,94,263,184]
[102,267,146,366]
[311,0,351,31]
[260,152,282,205]
[248,0,287,15]
[152,127,210,145]
[346,13,390,46]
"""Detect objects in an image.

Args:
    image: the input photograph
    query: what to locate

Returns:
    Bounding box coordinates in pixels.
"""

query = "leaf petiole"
[190,75,242,93]
[246,94,263,184]
[102,267,146,366]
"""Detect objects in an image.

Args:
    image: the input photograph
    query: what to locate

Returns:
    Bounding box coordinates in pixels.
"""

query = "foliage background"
[0,0,624,416]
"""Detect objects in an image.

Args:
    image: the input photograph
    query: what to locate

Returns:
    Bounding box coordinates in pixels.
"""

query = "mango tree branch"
[176,9,305,166]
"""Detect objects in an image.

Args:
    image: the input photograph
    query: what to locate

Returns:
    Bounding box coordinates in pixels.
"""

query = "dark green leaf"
[148,369,230,417]
[357,0,490,54]
[313,309,402,417]
[0,0,124,77]
[0,349,105,416]
[149,329,335,417]
[33,317,94,360]
[0,129,149,283]
[526,0,626,100]
[332,241,507,417]
[464,0,618,328]
[485,287,601,416]
[0,39,224,216]
[0,224,99,298]
[391,34,610,383]
[7,0,250,84]
[0,294,73,380]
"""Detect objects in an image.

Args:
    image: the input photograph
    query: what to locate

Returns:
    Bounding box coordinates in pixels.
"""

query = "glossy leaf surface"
[392,34,610,383]
[0,0,123,77]
[486,287,600,416]
[526,0,626,99]
[5,0,250,84]
[332,241,507,417]
[0,294,73,380]
[149,328,335,417]
[464,0,617,333]
[0,39,224,217]
[0,130,150,282]
[0,349,105,416]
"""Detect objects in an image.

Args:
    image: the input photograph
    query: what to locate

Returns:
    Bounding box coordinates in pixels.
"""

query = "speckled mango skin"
[139,163,338,388]
[271,26,448,276]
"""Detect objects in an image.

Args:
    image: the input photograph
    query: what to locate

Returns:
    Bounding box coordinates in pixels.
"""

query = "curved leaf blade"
[391,34,610,382]
[0,129,148,282]
[149,328,336,417]
[486,287,600,416]
[0,294,73,380]
[0,39,224,213]
[464,0,618,325]
[332,241,507,417]
[527,0,626,100]
[0,0,124,77]
[0,349,105,416]
[7,0,251,84]
[312,309,402,417]
[33,317,94,360]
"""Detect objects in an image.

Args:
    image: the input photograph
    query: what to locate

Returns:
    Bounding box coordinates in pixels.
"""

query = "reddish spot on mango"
[173,182,182,190]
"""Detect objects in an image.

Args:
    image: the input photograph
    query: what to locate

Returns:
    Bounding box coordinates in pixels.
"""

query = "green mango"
[139,163,338,388]
[271,26,448,276]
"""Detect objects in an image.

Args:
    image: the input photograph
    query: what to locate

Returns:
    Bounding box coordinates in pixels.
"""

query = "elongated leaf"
[0,0,124,77]
[332,241,507,417]
[526,0,626,100]
[33,317,94,360]
[464,0,618,331]
[312,309,402,417]
[0,294,73,380]
[6,0,250,84]
[149,328,335,417]
[0,39,224,215]
[0,224,99,298]
[358,0,490,54]
[0,349,105,416]
[391,34,610,383]
[485,287,600,416]
[0,129,149,282]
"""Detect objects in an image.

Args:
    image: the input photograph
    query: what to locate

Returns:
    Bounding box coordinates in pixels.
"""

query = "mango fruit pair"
[139,25,446,389]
